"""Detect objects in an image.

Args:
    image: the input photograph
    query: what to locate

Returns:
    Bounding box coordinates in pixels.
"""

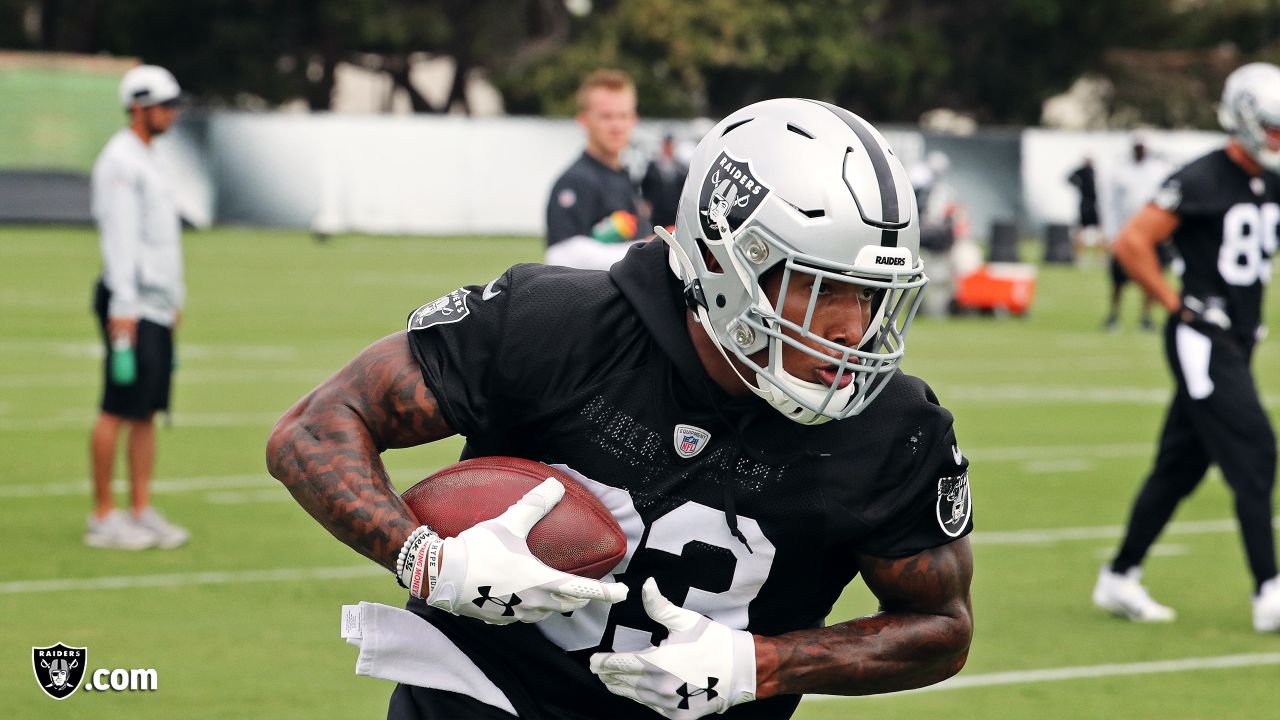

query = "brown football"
[400,456,626,579]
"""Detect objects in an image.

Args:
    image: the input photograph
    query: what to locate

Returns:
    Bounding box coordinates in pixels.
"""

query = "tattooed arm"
[266,333,455,570]
[754,537,973,697]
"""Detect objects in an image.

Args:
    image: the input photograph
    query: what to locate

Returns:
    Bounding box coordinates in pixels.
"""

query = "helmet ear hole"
[697,239,723,273]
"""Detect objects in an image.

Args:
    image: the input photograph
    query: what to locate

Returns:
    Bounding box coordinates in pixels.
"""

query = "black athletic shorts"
[1109,244,1174,287]
[94,279,173,420]
[1079,204,1099,228]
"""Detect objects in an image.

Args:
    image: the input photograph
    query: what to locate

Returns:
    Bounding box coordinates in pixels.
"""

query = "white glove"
[589,578,757,719]
[415,478,629,624]
[1180,296,1232,332]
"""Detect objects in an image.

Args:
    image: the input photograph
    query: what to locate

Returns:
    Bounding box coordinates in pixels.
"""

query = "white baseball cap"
[118,65,181,109]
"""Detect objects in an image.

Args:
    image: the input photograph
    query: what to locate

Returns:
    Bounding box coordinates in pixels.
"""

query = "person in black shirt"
[545,69,645,270]
[268,98,974,719]
[1093,62,1280,633]
[1068,156,1102,265]
[640,134,688,230]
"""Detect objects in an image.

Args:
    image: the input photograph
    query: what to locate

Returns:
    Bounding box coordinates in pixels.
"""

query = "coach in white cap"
[86,64,190,550]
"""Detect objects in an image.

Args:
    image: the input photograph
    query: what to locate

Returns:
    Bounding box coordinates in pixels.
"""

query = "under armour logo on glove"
[422,478,628,625]
[471,586,522,617]
[589,578,757,719]
[675,679,719,710]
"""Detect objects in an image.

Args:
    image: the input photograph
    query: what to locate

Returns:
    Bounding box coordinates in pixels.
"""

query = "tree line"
[3,0,1278,126]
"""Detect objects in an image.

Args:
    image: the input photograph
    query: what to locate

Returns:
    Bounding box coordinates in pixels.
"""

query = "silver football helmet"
[1218,62,1280,172]
[657,98,925,425]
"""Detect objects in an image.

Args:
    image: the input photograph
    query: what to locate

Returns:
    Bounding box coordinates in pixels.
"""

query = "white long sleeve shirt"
[1102,156,1171,240]
[91,129,185,326]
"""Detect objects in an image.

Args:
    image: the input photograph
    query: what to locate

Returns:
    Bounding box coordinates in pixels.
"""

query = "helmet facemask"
[666,221,925,425]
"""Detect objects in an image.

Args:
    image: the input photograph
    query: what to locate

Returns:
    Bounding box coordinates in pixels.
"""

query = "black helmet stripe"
[804,100,902,229]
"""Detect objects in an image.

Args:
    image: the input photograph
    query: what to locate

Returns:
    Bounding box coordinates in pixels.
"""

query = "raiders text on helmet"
[1218,62,1280,172]
[657,98,926,424]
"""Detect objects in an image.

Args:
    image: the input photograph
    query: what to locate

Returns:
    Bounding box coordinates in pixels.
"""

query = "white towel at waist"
[340,601,517,715]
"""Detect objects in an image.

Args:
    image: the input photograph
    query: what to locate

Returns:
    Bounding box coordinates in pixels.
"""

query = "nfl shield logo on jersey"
[33,643,87,700]
[673,424,711,459]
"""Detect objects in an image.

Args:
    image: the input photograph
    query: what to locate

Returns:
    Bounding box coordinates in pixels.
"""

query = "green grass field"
[2,226,1277,719]
[0,67,123,172]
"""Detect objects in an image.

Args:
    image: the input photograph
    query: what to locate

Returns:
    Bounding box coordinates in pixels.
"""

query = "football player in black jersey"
[544,69,645,270]
[1094,62,1280,632]
[268,98,974,719]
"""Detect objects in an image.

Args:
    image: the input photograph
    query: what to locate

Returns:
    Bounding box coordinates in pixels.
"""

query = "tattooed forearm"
[265,333,456,570]
[755,538,973,698]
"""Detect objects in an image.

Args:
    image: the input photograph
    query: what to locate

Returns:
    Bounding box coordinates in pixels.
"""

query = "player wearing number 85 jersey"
[1097,62,1280,632]
[268,98,973,719]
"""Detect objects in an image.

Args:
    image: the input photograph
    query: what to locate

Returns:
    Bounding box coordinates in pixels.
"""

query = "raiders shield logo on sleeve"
[408,288,471,331]
[33,643,87,700]
[698,151,771,241]
[936,472,971,538]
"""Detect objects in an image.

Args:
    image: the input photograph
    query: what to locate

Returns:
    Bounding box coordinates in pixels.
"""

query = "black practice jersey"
[546,152,641,247]
[403,240,972,719]
[1155,149,1280,344]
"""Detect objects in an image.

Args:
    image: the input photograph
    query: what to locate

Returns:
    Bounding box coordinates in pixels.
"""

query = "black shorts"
[1109,245,1173,287]
[94,279,173,420]
[1079,204,1099,228]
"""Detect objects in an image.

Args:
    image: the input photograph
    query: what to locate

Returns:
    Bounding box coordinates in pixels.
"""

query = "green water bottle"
[111,335,137,385]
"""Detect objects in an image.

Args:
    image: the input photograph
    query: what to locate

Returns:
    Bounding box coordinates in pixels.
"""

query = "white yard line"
[0,474,273,498]
[971,517,1280,545]
[0,411,283,432]
[963,442,1152,462]
[941,385,1280,407]
[0,340,301,360]
[0,565,384,594]
[806,653,1280,699]
[204,489,298,504]
[0,368,335,388]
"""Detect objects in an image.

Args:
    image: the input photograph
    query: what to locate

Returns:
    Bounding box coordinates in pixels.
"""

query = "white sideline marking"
[972,518,1280,545]
[964,442,1152,462]
[0,565,384,594]
[0,368,335,388]
[946,385,1170,404]
[1022,459,1094,473]
[806,653,1280,699]
[204,489,297,504]
[0,340,301,361]
[0,411,283,432]
[941,385,1280,407]
[0,474,273,498]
